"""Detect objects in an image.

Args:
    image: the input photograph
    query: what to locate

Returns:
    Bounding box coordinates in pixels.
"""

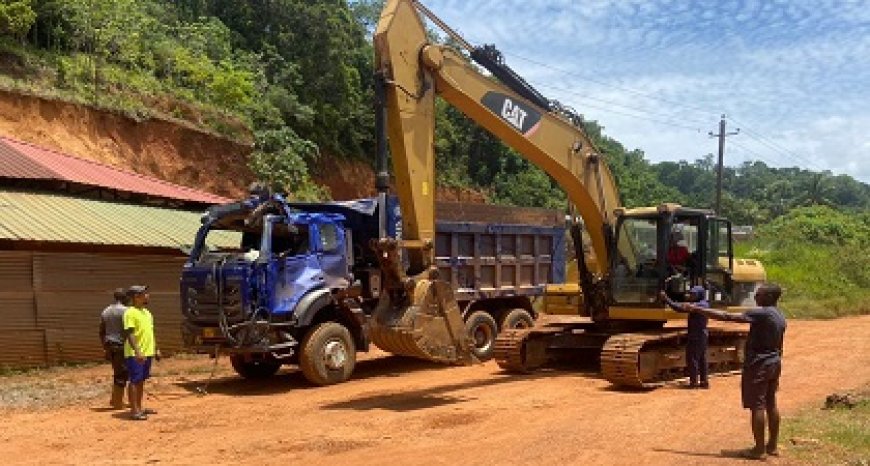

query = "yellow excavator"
[370,0,766,387]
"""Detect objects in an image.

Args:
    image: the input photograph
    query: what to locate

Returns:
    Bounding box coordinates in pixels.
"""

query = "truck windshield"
[612,217,659,304]
[193,227,245,264]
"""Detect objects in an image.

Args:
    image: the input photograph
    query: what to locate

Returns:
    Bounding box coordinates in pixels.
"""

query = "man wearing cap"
[661,286,710,388]
[99,288,129,409]
[665,283,787,460]
[123,285,159,421]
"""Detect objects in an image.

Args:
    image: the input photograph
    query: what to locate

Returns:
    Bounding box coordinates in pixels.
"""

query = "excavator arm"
[369,0,623,363]
[375,0,621,274]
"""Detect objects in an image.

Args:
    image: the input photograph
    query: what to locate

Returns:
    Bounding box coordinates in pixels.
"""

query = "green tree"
[248,128,329,201]
[0,0,36,41]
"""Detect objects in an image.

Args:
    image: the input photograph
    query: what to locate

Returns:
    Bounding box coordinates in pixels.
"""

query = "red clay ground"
[1,315,868,465]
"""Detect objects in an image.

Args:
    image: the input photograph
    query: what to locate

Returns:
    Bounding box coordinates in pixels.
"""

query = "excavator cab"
[611,206,735,307]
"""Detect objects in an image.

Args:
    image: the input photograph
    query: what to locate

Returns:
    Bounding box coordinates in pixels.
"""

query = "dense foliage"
[736,206,870,317]
[0,0,867,213]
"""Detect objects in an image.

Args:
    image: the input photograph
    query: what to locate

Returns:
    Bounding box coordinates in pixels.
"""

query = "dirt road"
[1,316,868,465]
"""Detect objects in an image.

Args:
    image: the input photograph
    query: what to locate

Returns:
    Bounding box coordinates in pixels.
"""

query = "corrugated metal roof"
[0,136,230,204]
[0,189,240,250]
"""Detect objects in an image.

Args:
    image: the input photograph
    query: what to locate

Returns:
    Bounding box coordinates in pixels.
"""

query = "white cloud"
[422,0,870,183]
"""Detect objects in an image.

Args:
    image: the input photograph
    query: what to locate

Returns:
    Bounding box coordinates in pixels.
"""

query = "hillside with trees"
[1,0,867,221]
[1,0,867,315]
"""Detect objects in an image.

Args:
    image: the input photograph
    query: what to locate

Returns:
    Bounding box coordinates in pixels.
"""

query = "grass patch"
[783,388,870,465]
[735,242,870,319]
[0,39,252,142]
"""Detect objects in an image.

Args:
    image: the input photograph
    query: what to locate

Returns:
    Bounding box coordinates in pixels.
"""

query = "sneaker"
[131,412,148,421]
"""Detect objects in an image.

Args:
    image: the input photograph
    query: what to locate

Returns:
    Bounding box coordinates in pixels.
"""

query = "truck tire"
[465,310,498,361]
[229,354,281,379]
[299,322,356,386]
[500,308,534,331]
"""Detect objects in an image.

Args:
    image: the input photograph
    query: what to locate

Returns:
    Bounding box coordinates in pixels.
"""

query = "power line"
[726,116,826,171]
[534,81,712,126]
[533,82,704,132]
[435,25,723,121]
[502,51,721,118]
[729,139,784,168]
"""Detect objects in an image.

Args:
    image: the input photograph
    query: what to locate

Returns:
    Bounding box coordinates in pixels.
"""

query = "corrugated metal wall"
[0,250,185,367]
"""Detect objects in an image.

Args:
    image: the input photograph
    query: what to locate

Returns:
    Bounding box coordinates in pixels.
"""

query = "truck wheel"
[299,322,356,386]
[465,310,498,361]
[500,308,534,331]
[229,354,281,379]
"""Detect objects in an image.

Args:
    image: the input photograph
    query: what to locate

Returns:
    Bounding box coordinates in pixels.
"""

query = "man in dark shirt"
[661,285,710,388]
[673,283,787,460]
[99,288,129,409]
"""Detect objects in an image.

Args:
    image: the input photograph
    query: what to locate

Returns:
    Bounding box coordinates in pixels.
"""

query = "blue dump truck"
[180,193,565,385]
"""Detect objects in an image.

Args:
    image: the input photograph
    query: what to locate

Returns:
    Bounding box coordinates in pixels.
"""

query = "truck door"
[261,216,322,315]
[312,221,350,290]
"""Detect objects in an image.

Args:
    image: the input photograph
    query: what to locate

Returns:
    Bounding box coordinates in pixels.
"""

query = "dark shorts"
[107,345,128,386]
[126,357,153,384]
[741,360,781,409]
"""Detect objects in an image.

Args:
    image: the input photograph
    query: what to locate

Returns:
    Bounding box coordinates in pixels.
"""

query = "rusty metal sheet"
[36,290,183,359]
[0,251,33,292]
[0,330,46,367]
[0,291,36,329]
[44,328,103,364]
[33,252,185,292]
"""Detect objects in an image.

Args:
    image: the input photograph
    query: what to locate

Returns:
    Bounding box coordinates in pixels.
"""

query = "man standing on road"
[667,283,786,460]
[99,288,129,409]
[661,285,710,388]
[123,285,159,421]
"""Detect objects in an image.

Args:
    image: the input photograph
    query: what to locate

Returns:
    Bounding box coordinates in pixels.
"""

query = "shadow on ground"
[321,370,557,412]
[172,355,450,397]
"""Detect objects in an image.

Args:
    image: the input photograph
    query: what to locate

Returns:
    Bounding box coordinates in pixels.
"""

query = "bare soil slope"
[1,316,867,465]
[0,91,487,202]
[0,90,255,198]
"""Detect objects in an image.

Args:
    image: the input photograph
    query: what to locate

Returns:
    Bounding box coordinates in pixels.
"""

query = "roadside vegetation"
[735,206,870,318]
[783,388,870,465]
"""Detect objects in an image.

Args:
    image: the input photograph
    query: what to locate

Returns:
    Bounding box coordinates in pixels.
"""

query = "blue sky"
[421,0,870,183]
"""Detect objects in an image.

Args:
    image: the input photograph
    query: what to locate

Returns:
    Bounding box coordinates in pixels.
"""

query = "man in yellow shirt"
[123,285,159,420]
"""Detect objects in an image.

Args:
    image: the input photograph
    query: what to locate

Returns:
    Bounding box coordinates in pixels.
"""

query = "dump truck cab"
[180,195,368,384]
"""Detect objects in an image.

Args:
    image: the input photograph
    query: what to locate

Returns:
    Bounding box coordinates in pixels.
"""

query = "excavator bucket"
[368,239,476,364]
[370,277,477,364]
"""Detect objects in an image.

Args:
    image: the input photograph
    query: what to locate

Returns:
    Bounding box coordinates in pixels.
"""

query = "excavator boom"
[375,0,620,274]
[371,0,760,387]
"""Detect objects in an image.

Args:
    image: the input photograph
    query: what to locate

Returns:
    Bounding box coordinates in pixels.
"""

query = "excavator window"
[612,216,660,304]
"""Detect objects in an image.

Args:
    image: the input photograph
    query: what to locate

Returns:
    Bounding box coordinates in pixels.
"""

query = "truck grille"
[187,281,245,321]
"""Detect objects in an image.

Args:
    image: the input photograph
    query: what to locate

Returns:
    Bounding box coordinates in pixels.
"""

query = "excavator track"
[495,324,747,388]
[493,327,562,373]
[601,328,747,388]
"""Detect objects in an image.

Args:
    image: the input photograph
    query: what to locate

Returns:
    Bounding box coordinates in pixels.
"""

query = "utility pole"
[708,114,739,214]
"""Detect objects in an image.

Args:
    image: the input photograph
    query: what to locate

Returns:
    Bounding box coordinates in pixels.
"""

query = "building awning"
[0,189,239,250]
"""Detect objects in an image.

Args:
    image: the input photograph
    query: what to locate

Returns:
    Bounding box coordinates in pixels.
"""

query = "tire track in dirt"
[1,315,867,465]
